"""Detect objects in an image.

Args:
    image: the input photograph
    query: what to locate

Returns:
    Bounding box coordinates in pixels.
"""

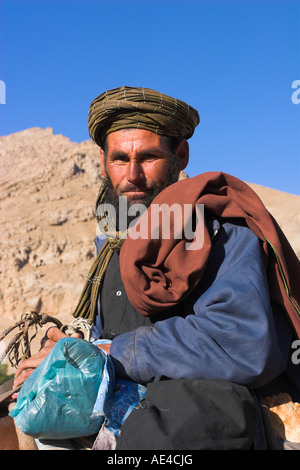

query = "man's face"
[100,129,186,207]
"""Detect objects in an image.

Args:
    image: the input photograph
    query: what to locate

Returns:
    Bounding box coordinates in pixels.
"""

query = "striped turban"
[88,86,200,148]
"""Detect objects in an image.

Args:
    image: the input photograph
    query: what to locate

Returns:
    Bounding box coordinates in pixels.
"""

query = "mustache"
[119,184,153,194]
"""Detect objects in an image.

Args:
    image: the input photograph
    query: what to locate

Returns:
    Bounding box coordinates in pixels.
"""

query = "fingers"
[71,332,83,339]
[47,327,82,341]
[46,327,68,342]
[13,341,56,387]
[13,368,35,388]
[14,346,52,378]
[40,327,82,349]
[13,327,84,388]
[13,328,64,387]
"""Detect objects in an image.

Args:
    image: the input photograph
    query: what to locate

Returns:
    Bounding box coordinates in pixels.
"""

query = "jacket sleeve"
[109,222,291,388]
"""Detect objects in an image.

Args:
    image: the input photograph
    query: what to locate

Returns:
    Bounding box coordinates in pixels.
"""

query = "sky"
[0,0,299,194]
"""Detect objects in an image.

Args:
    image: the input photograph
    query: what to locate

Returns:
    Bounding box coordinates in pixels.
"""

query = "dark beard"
[103,159,180,230]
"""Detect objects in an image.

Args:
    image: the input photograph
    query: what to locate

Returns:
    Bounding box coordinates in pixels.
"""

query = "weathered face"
[100,129,188,207]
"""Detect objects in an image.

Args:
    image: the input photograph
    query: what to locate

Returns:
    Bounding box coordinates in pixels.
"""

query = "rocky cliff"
[0,127,102,330]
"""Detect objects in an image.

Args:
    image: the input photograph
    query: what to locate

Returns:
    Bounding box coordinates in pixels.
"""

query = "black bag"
[116,379,258,450]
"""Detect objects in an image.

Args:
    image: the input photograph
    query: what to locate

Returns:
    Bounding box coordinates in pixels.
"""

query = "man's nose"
[126,160,144,184]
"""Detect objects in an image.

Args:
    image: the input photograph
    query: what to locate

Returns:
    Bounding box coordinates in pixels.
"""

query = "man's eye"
[112,155,128,163]
[142,154,160,161]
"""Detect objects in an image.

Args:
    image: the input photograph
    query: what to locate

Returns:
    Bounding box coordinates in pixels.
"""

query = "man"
[14,86,300,450]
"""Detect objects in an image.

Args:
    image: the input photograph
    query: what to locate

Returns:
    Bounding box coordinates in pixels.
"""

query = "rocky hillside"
[0,128,102,330]
[0,127,299,333]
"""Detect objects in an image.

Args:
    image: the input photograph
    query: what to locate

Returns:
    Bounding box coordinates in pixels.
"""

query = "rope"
[61,317,92,337]
[0,311,91,369]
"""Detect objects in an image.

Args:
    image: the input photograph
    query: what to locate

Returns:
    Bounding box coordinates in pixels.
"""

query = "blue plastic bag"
[91,340,147,437]
[103,379,146,436]
[10,337,114,439]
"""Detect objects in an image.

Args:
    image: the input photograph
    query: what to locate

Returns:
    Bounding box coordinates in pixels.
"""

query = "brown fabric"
[88,86,200,148]
[119,171,300,338]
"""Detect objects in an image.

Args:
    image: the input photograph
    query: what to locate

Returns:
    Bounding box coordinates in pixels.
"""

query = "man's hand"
[13,327,81,388]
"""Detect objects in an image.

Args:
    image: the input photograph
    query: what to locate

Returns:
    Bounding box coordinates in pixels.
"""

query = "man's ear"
[176,139,189,171]
[99,147,107,177]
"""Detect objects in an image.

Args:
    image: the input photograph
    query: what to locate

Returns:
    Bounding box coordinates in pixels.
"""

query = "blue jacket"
[91,217,293,389]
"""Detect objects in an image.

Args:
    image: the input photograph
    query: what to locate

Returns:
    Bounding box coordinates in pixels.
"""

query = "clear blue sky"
[1,0,299,194]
